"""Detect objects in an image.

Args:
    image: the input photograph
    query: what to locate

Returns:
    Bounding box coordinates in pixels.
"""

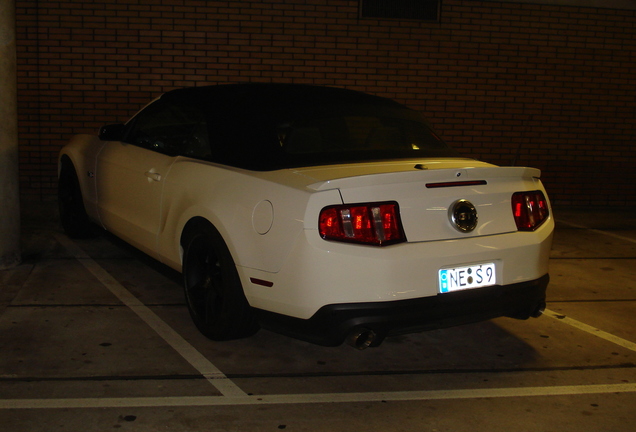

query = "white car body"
[59,84,553,348]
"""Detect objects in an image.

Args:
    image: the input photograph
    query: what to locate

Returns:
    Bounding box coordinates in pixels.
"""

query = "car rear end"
[252,160,553,348]
[190,83,553,347]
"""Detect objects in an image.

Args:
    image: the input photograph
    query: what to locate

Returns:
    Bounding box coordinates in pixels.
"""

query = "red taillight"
[511,191,549,231]
[319,202,406,246]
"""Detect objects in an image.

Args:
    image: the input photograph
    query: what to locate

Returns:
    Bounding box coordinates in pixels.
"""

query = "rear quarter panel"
[155,158,343,273]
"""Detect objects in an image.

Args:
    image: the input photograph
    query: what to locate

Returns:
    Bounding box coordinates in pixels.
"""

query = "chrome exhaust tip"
[346,328,377,350]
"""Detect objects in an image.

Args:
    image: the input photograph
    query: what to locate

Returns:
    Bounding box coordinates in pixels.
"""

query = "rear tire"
[182,223,259,340]
[58,161,95,238]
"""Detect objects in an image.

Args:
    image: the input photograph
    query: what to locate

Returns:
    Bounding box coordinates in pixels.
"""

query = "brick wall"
[15,0,636,206]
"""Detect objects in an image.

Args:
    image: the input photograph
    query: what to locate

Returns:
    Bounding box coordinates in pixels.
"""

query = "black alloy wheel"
[182,224,259,341]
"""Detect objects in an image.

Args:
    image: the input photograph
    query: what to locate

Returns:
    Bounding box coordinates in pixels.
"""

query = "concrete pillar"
[0,0,21,270]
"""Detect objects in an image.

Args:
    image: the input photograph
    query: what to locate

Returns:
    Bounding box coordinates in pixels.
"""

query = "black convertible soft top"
[161,83,405,113]
[160,83,459,170]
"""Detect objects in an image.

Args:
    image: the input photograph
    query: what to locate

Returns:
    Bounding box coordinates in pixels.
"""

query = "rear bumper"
[255,274,549,347]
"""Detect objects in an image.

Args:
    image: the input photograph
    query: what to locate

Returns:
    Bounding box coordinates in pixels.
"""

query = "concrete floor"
[1,202,635,431]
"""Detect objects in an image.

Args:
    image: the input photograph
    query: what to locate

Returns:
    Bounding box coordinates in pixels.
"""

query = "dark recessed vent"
[361,0,441,21]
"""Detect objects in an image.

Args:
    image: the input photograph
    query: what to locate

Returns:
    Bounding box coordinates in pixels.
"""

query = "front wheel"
[182,224,259,341]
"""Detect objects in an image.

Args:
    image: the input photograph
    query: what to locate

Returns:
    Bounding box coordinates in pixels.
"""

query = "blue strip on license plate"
[439,262,496,293]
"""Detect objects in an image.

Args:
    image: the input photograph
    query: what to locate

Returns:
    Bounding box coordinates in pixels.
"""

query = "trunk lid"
[295,159,545,242]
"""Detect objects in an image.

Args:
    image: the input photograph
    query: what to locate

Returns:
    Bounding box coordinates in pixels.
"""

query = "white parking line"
[44,233,636,411]
[558,220,636,245]
[2,382,635,409]
[545,309,636,352]
[547,221,636,350]
[53,234,247,398]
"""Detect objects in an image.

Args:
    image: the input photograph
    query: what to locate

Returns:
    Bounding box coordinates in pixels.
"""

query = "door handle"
[145,171,162,182]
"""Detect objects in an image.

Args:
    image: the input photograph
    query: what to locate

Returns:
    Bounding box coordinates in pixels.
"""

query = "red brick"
[14,0,636,205]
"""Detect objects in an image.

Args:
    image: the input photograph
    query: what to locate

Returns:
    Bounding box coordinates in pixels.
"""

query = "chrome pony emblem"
[450,200,478,233]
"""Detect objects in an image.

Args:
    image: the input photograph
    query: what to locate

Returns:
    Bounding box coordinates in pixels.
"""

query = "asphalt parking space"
[1,204,635,431]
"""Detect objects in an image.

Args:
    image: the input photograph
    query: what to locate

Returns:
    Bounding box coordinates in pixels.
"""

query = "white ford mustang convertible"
[59,83,553,348]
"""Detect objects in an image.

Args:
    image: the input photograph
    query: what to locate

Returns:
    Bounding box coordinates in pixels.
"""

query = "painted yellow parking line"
[558,220,636,245]
[545,308,636,352]
[53,233,247,398]
[2,382,635,409]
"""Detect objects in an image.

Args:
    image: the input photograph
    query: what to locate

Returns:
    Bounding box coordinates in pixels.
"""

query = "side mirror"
[98,123,126,141]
